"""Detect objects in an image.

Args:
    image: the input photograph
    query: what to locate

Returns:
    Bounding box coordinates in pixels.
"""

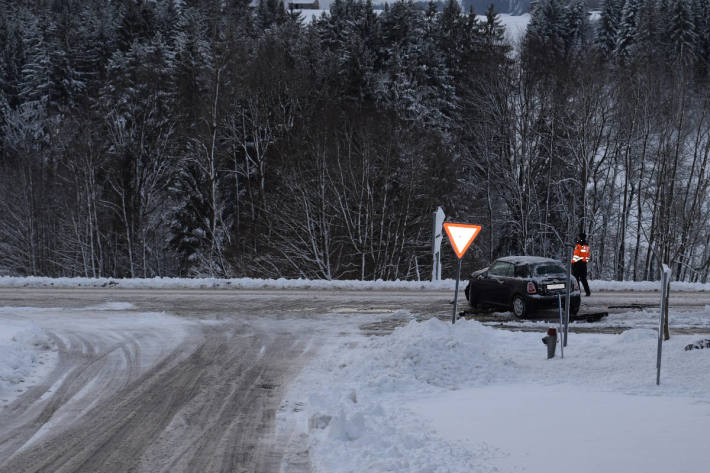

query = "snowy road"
[1,287,709,472]
[0,288,360,473]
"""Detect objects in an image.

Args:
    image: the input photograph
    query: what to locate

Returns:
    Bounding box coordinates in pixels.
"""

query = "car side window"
[489,261,513,277]
[500,262,514,277]
[488,262,504,276]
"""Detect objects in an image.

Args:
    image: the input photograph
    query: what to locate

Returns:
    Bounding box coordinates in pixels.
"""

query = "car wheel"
[512,295,528,318]
[570,300,580,315]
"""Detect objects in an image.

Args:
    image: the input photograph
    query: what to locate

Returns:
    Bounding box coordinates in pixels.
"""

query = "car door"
[472,262,500,305]
[493,262,519,304]
[482,261,512,307]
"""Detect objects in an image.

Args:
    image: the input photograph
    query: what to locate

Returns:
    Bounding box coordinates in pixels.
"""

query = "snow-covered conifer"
[667,0,697,62]
[615,0,641,57]
[596,0,622,57]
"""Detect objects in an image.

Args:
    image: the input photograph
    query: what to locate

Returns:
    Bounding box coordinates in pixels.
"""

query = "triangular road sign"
[443,222,481,259]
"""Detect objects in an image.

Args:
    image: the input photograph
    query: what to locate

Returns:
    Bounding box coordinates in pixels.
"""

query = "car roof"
[495,256,562,265]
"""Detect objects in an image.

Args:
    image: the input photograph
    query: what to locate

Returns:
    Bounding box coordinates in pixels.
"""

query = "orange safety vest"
[572,244,590,263]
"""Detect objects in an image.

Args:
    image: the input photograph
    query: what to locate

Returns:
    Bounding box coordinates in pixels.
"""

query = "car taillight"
[527,281,536,294]
[573,280,579,291]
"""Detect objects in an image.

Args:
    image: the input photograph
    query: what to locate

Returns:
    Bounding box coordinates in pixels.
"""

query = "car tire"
[512,294,528,318]
[570,300,580,315]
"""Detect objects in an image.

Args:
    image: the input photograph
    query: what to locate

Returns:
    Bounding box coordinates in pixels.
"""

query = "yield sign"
[443,223,481,259]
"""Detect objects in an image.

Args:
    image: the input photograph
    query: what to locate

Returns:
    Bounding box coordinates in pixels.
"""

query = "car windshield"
[534,264,566,276]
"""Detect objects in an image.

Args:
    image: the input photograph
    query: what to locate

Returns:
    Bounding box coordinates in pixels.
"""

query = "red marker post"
[443,223,481,324]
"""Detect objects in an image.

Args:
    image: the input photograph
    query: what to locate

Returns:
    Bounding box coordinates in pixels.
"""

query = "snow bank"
[281,317,710,473]
[0,314,56,405]
[329,318,518,394]
[590,279,710,292]
[1,276,709,292]
[0,276,452,291]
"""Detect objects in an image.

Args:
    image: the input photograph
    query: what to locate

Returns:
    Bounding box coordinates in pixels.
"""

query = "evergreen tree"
[118,0,158,51]
[173,5,214,130]
[315,0,378,100]
[168,157,211,275]
[667,0,697,63]
[615,0,641,58]
[596,0,622,57]
[18,18,52,111]
[633,0,660,62]
[563,0,589,55]
[691,0,710,69]
[481,4,505,46]
[524,0,567,68]
[257,0,288,29]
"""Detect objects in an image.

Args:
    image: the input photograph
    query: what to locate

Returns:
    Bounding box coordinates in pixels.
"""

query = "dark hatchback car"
[465,256,581,318]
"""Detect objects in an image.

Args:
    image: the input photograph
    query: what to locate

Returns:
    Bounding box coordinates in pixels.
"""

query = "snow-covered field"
[279,315,710,473]
[1,276,709,292]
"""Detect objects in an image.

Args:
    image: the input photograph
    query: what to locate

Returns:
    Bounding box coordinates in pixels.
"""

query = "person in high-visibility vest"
[572,233,591,296]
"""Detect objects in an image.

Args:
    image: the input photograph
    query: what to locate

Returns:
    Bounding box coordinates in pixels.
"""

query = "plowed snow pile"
[0,312,57,406]
[280,317,710,473]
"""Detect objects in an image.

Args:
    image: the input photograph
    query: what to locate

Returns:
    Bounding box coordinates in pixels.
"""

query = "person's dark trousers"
[572,262,591,296]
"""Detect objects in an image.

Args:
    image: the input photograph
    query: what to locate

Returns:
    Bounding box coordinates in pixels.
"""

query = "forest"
[1,0,709,282]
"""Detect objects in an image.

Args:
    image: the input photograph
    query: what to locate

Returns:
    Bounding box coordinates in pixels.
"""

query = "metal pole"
[557,294,564,359]
[452,259,462,324]
[656,269,669,385]
[432,212,437,282]
[564,246,572,347]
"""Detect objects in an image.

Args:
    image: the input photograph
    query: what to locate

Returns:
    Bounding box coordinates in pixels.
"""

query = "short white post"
[432,207,445,281]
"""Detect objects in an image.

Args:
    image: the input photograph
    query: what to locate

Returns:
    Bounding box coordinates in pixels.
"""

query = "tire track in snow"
[0,304,318,473]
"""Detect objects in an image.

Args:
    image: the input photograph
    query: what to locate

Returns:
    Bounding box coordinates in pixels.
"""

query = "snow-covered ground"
[485,13,530,44]
[0,303,193,415]
[0,310,57,406]
[279,314,710,473]
[490,304,710,331]
[1,276,709,292]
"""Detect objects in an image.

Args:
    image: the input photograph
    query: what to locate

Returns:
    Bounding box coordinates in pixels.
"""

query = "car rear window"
[534,264,566,276]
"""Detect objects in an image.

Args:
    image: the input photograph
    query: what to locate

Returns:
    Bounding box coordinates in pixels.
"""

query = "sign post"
[443,222,481,324]
[432,207,446,281]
